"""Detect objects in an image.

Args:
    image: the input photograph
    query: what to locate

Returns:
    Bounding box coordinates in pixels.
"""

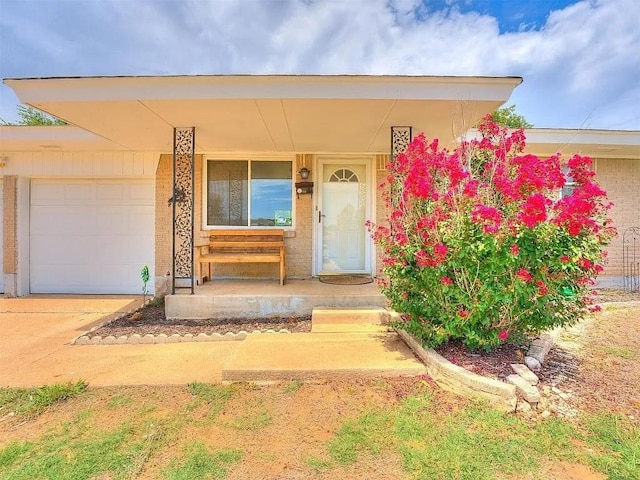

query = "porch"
[165,277,387,320]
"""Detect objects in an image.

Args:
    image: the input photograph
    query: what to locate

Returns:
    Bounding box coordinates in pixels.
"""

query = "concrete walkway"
[0,296,426,388]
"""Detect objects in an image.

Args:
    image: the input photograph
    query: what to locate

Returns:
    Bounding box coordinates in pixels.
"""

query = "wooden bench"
[196,229,286,286]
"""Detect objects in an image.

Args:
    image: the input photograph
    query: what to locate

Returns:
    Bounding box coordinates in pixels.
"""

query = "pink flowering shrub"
[368,117,615,351]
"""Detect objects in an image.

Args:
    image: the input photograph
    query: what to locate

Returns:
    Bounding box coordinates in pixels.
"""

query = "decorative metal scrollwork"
[623,226,639,293]
[391,126,412,162]
[172,127,195,294]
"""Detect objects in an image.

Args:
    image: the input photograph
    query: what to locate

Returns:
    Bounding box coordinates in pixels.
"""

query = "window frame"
[561,165,576,198]
[202,155,296,230]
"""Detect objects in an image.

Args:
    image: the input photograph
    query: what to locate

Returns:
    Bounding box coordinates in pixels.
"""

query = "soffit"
[0,125,126,151]
[524,129,640,159]
[4,75,523,153]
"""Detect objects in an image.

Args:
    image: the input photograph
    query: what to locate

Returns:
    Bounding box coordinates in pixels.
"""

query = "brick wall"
[595,157,640,276]
[155,154,314,293]
[374,154,390,278]
[2,176,17,275]
[154,154,173,295]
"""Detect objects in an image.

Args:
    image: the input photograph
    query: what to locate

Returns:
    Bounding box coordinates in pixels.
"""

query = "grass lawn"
[1,306,638,480]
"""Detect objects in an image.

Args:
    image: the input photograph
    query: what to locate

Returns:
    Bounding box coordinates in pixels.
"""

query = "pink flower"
[440,276,453,286]
[415,250,431,268]
[498,330,509,341]
[560,255,571,263]
[472,205,503,234]
[517,193,549,228]
[516,268,532,282]
[578,258,593,269]
[536,280,548,296]
[434,243,449,256]
[510,244,520,256]
[458,309,469,318]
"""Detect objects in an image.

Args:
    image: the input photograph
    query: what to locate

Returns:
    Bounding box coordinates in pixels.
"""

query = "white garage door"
[30,179,155,294]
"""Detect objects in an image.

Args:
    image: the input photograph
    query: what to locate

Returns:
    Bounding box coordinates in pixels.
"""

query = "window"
[561,166,576,198]
[206,159,293,227]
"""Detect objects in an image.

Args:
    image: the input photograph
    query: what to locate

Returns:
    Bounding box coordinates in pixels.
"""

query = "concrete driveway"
[0,295,426,388]
[0,295,235,387]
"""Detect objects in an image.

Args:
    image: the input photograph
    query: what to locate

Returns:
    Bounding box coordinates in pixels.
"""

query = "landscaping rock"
[516,400,532,413]
[527,335,554,365]
[506,374,541,403]
[510,363,539,385]
[524,355,542,371]
[74,336,89,345]
[397,329,517,412]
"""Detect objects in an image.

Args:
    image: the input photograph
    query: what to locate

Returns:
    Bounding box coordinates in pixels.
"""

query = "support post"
[390,126,412,163]
[172,127,195,294]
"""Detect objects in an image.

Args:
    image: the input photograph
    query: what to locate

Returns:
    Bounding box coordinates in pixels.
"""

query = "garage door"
[30,179,155,294]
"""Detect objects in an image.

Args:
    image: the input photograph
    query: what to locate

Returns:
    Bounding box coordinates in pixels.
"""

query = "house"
[523,128,640,289]
[0,75,637,303]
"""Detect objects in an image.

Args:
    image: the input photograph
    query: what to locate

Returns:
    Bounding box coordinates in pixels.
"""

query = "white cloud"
[0,0,638,129]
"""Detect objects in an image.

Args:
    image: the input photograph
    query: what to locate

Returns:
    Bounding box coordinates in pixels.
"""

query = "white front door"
[316,159,372,275]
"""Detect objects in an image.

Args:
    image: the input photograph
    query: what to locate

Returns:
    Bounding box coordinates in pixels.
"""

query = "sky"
[0,0,638,130]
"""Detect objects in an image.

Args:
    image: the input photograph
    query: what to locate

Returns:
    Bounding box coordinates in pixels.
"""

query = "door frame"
[313,156,374,276]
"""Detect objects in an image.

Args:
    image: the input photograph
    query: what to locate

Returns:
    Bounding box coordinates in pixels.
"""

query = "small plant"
[283,380,303,394]
[141,265,150,304]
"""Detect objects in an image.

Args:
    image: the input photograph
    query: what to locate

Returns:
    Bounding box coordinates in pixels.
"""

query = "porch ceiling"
[5,75,522,153]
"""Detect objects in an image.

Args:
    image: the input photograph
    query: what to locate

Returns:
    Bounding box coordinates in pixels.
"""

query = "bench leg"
[280,259,285,286]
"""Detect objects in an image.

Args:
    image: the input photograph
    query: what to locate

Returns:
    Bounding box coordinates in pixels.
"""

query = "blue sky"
[0,0,638,130]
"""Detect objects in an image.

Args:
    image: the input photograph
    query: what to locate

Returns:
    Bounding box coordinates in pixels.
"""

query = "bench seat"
[196,229,286,285]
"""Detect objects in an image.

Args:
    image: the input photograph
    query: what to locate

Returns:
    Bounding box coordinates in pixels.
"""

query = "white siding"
[0,151,160,178]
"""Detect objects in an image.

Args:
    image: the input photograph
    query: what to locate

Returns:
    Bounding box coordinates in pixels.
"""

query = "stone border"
[392,311,558,413]
[396,329,518,412]
[72,329,291,345]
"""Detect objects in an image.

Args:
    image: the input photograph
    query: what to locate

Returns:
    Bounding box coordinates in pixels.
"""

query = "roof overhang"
[0,125,127,151]
[3,75,522,153]
[523,128,640,159]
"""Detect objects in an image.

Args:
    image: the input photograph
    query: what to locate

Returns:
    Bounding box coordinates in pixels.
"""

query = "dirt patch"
[560,304,640,422]
[87,301,311,338]
[435,340,529,380]
[1,377,441,480]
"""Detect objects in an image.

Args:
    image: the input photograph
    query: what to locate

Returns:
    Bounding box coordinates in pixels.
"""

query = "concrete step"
[311,307,391,325]
[311,323,392,334]
[221,332,427,382]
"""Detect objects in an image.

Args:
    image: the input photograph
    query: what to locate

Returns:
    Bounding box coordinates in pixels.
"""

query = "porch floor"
[165,277,387,320]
